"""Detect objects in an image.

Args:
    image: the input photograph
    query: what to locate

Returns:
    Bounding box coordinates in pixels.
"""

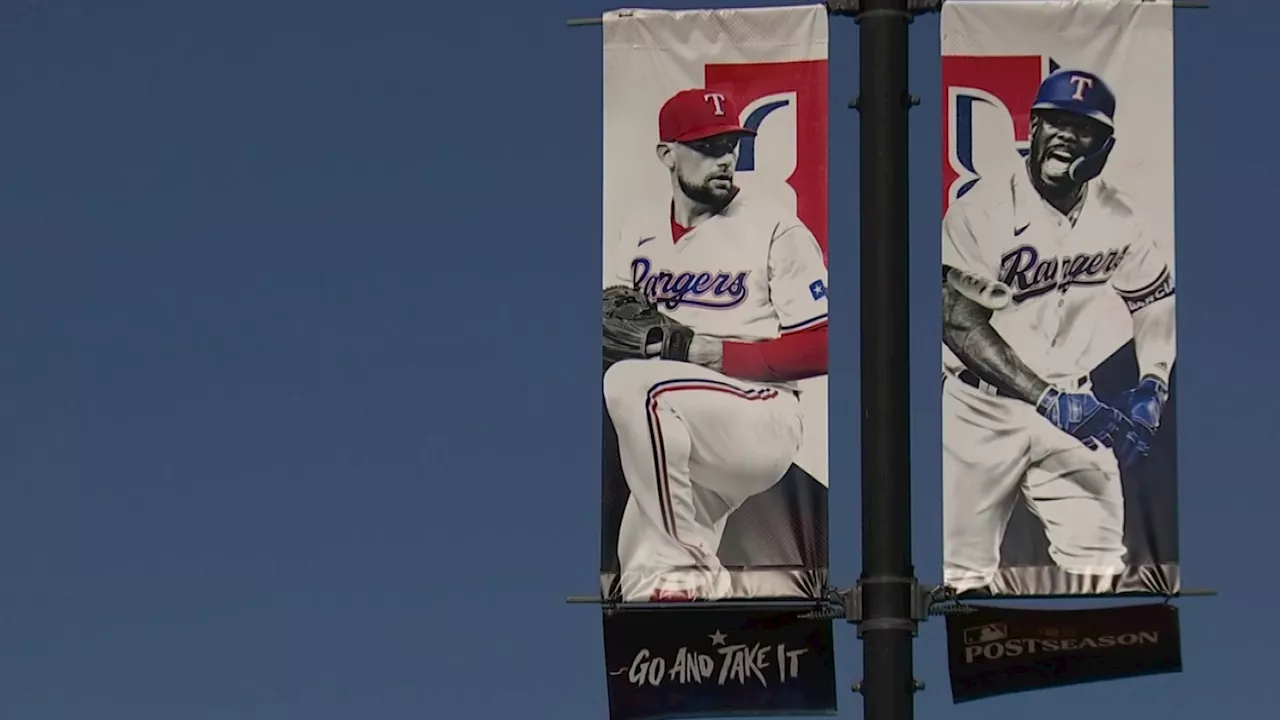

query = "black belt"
[953,369,1087,399]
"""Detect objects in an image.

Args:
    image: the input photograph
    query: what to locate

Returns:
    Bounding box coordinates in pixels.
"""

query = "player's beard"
[678,173,736,210]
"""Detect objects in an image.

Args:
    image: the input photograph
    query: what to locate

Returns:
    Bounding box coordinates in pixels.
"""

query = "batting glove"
[1036,387,1130,451]
[1113,376,1169,469]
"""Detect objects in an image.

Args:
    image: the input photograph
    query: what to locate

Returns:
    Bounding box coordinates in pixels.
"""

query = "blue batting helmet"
[1031,69,1116,182]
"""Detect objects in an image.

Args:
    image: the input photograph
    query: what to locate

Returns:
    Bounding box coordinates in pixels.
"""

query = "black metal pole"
[857,1,917,719]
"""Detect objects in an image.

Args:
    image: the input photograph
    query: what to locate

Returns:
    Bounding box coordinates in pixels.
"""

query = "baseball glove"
[602,285,694,365]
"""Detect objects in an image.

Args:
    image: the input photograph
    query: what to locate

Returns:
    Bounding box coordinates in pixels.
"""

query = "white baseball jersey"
[607,188,829,389]
[941,163,1174,386]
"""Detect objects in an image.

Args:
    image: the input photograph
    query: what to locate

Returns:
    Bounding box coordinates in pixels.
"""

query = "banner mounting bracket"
[840,578,937,637]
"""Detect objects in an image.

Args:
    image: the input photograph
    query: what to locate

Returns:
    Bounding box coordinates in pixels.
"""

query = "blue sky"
[0,1,1268,718]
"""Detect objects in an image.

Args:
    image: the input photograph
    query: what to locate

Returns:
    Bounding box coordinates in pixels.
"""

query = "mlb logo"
[963,623,1008,645]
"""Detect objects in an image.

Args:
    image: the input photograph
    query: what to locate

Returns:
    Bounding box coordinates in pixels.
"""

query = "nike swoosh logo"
[638,236,655,246]
[1014,223,1030,236]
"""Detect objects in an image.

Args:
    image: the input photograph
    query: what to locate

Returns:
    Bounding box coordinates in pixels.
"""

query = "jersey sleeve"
[768,219,829,335]
[1111,219,1175,313]
[941,197,998,280]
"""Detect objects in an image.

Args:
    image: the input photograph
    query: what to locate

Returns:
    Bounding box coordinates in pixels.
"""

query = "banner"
[600,4,830,605]
[945,602,1182,702]
[939,0,1179,598]
[604,608,838,720]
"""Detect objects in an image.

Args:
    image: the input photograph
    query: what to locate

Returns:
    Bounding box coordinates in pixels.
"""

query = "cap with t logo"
[658,88,756,143]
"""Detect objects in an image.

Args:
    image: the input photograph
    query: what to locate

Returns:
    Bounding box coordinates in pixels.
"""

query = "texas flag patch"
[809,279,828,300]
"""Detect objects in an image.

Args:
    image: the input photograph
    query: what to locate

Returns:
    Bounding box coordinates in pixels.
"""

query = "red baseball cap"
[658,88,755,143]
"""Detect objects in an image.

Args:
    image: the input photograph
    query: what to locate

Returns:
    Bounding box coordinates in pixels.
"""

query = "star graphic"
[709,630,727,646]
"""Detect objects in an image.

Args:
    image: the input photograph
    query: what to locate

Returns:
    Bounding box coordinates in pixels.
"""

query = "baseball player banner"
[603,608,838,720]
[599,4,831,606]
[939,0,1180,598]
[944,602,1183,703]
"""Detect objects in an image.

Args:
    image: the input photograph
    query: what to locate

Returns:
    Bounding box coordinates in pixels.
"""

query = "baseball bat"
[945,266,1011,310]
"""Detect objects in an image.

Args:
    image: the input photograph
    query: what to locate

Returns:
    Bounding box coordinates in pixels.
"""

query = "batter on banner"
[603,87,829,602]
[940,68,1177,595]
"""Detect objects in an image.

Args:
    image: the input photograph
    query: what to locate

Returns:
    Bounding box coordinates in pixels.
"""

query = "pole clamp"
[840,577,939,637]
[827,0,943,19]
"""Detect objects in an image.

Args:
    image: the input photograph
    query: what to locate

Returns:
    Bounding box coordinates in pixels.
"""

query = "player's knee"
[603,360,648,416]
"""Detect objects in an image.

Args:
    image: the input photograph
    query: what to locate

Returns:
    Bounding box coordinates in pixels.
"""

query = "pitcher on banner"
[604,86,829,602]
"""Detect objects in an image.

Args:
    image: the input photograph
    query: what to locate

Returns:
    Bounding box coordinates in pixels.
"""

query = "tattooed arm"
[942,274,1050,405]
